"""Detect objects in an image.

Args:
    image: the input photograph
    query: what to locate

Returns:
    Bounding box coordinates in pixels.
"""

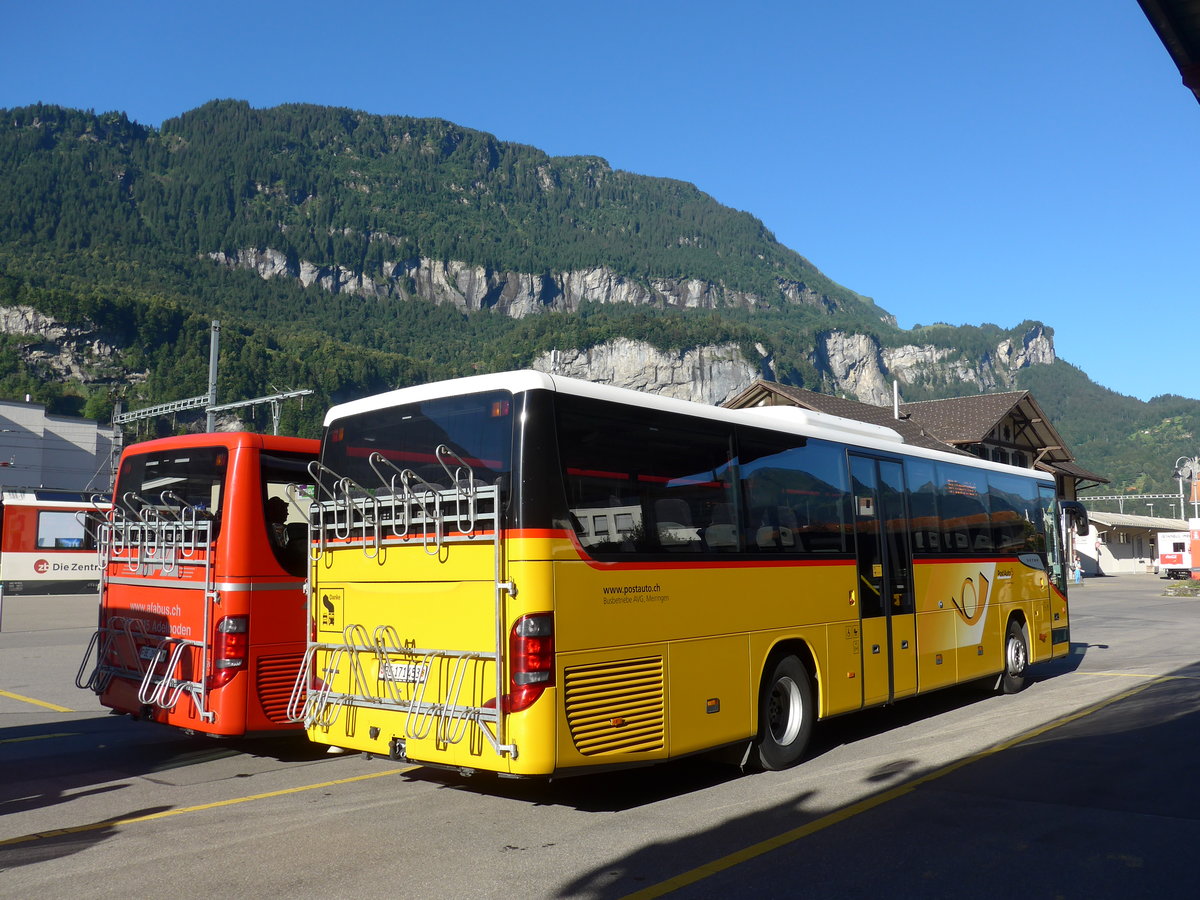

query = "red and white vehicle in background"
[0,488,108,596]
[1157,530,1192,579]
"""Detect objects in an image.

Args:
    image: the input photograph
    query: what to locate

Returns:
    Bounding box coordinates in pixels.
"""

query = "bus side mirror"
[1061,501,1089,536]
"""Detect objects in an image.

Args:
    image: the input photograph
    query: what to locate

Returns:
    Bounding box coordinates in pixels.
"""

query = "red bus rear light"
[208,615,249,690]
[502,613,554,714]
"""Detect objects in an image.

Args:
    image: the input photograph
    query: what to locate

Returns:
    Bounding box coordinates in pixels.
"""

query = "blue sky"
[3,1,1197,401]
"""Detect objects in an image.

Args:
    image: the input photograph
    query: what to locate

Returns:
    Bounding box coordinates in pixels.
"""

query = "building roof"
[1139,0,1200,104]
[1047,459,1110,488]
[722,381,966,454]
[898,391,1034,445]
[1087,510,1189,531]
[898,391,1109,486]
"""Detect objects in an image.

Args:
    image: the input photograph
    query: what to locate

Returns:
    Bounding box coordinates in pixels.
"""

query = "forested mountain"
[1015,362,1200,501]
[0,100,1193,497]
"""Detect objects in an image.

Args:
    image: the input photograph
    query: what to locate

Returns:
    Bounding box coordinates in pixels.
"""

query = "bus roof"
[324,370,1056,483]
[116,431,320,460]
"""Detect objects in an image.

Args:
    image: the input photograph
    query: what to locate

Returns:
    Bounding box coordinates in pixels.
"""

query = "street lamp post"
[1176,457,1200,582]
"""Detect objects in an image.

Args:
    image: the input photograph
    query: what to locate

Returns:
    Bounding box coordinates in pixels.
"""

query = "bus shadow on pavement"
[397,654,1084,814]
[0,717,328,871]
[0,807,173,872]
[1036,640,1099,679]
[0,714,321,818]
[400,752,745,812]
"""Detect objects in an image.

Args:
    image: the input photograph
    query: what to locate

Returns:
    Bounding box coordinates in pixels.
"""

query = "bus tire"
[754,655,814,771]
[1001,619,1029,694]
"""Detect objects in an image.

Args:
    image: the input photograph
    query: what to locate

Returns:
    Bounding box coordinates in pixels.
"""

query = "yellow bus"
[290,371,1087,776]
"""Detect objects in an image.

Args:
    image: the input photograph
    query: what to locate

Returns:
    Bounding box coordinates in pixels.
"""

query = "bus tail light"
[488,613,554,714]
[209,615,249,690]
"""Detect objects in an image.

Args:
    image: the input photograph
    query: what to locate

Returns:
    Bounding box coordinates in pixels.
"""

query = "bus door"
[850,455,916,705]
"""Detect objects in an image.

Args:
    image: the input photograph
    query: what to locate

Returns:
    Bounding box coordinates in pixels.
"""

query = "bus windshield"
[321,390,514,494]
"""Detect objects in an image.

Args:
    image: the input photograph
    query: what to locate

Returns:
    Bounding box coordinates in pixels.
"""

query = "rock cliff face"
[0,304,135,385]
[524,324,1055,406]
[531,339,764,406]
[818,323,1056,405]
[204,247,1054,405]
[208,249,874,319]
[2,306,1055,410]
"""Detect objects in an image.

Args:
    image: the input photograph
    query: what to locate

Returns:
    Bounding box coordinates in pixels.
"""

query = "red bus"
[77,432,319,737]
[0,489,108,597]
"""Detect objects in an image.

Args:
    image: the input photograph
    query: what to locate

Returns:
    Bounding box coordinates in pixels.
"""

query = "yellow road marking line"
[622,677,1169,899]
[1083,672,1160,678]
[0,765,417,847]
[0,732,79,745]
[0,689,73,712]
[1083,672,1200,680]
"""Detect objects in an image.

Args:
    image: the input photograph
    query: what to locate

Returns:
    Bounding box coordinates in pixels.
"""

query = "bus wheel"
[754,655,813,771]
[1001,620,1029,694]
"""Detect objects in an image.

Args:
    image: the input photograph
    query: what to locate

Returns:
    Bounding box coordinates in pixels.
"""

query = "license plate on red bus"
[379,661,428,683]
[139,645,162,661]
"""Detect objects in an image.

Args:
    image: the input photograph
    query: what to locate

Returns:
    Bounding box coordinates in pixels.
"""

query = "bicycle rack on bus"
[76,614,151,693]
[286,623,373,728]
[136,637,212,719]
[289,450,517,759]
[77,491,218,722]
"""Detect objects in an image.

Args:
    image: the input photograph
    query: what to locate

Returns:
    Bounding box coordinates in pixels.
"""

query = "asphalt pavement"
[649,575,1200,898]
[3,576,1199,899]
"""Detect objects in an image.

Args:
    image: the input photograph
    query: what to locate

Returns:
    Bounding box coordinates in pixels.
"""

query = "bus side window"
[905,459,940,554]
[263,489,308,577]
[261,451,316,578]
[556,395,733,556]
[937,463,990,554]
[737,431,850,555]
[704,502,739,551]
[988,471,1043,555]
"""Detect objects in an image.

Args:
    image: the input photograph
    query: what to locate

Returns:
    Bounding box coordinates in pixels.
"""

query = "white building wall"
[1077,525,1163,575]
[0,400,115,492]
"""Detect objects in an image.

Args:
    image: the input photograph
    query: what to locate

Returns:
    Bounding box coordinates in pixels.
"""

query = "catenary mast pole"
[205,321,220,433]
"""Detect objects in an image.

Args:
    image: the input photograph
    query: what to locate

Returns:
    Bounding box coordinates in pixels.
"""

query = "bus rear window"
[116,447,228,521]
[321,390,514,494]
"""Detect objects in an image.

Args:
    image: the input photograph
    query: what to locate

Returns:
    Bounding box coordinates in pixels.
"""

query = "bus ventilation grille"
[563,656,665,756]
[256,654,304,724]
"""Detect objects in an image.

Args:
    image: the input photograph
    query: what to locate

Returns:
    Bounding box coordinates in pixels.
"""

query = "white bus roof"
[324,370,1055,482]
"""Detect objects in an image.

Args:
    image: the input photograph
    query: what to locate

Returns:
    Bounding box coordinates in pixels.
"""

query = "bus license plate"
[139,645,162,661]
[379,661,428,684]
